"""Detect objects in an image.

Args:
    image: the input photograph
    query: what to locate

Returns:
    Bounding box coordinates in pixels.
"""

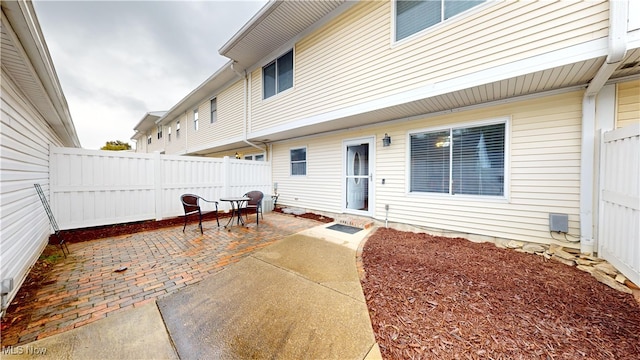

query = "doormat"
[327,223,362,234]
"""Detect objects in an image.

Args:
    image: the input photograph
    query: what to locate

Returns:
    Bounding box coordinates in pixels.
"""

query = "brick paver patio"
[2,212,321,346]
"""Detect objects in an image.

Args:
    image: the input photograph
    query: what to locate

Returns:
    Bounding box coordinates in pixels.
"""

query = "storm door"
[344,138,373,216]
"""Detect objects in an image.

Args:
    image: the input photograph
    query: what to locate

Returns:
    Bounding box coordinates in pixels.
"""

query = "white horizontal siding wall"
[0,71,69,314]
[273,91,583,246]
[187,80,245,151]
[49,148,272,228]
[250,0,608,132]
[616,79,640,129]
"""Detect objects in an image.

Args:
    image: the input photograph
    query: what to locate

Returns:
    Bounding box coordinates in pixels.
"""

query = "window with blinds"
[410,122,505,196]
[290,147,307,176]
[395,0,485,41]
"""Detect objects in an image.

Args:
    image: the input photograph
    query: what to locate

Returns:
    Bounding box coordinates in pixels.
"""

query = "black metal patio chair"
[242,191,264,226]
[181,194,219,234]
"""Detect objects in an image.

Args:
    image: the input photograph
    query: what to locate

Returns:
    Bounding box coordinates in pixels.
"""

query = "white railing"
[598,124,640,285]
[49,147,272,230]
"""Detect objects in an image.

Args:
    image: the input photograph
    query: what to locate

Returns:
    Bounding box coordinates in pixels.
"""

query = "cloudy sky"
[34,0,268,150]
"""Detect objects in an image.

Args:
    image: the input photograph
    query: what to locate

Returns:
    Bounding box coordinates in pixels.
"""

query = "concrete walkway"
[2,223,382,360]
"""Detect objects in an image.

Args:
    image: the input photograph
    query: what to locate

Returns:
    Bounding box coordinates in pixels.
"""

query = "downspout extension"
[580,0,628,254]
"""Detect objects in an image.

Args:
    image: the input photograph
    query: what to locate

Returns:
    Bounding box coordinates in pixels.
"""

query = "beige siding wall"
[617,79,640,129]
[273,91,584,246]
[187,80,245,150]
[164,116,187,154]
[250,0,607,133]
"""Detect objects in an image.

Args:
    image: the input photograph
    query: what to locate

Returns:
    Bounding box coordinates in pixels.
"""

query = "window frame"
[176,121,180,138]
[147,135,152,145]
[392,0,487,43]
[157,126,163,140]
[193,109,199,131]
[167,126,171,142]
[262,49,294,100]
[210,98,217,123]
[290,146,307,177]
[406,117,509,201]
[244,153,266,161]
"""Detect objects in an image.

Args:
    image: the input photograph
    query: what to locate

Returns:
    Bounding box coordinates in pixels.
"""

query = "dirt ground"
[360,228,640,359]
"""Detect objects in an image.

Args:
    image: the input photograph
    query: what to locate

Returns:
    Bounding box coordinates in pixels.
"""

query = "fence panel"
[50,148,272,229]
[598,124,640,285]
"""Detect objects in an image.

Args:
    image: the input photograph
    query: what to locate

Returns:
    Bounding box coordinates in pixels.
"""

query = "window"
[193,109,198,131]
[263,49,293,99]
[157,126,163,139]
[290,147,307,176]
[176,121,180,138]
[147,135,152,145]
[167,126,171,142]
[410,121,505,196]
[395,0,485,41]
[210,98,217,123]
[244,153,265,161]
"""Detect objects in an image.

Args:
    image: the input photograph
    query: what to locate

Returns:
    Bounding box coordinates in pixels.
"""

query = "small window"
[176,121,180,138]
[410,121,505,196]
[193,109,199,131]
[157,126,163,139]
[244,153,266,161]
[395,0,485,41]
[263,49,294,99]
[210,98,217,123]
[290,147,307,176]
[147,135,152,145]
[167,126,171,142]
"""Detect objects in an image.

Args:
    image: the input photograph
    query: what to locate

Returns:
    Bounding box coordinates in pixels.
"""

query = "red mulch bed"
[361,228,640,359]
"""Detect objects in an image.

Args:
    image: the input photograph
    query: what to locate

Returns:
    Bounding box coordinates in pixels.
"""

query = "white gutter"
[580,0,628,254]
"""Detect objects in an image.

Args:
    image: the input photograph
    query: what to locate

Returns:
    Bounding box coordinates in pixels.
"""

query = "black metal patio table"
[220,197,250,227]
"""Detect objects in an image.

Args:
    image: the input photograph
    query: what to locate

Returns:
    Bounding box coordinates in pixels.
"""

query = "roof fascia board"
[242,1,358,74]
[219,0,280,56]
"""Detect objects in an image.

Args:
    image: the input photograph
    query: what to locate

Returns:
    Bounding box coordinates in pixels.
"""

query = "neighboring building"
[133,0,640,253]
[1,0,81,315]
[131,111,166,153]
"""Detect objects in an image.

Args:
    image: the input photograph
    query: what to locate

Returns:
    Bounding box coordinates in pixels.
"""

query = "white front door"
[344,138,373,216]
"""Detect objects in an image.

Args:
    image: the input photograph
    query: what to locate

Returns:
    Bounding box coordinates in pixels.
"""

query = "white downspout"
[580,0,627,254]
[231,62,266,157]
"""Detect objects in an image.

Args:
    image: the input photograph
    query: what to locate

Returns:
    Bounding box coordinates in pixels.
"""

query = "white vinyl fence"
[49,147,272,230]
[598,124,640,285]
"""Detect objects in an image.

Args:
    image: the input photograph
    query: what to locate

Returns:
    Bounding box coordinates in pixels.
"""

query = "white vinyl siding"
[1,71,70,315]
[249,0,608,133]
[617,80,640,129]
[186,80,245,151]
[272,91,583,246]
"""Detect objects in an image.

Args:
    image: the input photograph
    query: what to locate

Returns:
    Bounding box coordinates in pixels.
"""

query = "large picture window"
[395,0,485,41]
[290,147,307,176]
[410,121,505,196]
[263,49,293,99]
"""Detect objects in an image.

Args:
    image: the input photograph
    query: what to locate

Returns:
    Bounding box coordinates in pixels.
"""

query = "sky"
[34,0,268,150]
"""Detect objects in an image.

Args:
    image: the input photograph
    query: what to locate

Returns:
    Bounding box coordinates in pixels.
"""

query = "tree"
[101,140,131,151]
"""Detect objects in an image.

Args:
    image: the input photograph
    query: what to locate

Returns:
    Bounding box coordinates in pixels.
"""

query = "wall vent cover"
[549,213,569,233]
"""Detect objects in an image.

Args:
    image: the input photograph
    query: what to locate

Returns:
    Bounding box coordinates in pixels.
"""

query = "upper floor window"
[210,98,217,123]
[157,126,163,139]
[395,0,485,41]
[193,109,199,131]
[167,126,171,142]
[290,147,307,176]
[263,49,293,99]
[409,121,505,196]
[147,135,152,145]
[176,121,181,138]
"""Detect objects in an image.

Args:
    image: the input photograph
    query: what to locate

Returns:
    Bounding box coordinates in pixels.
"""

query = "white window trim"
[244,152,266,161]
[262,48,295,101]
[290,146,307,177]
[391,0,493,46]
[405,116,510,202]
[210,97,217,123]
[193,109,199,131]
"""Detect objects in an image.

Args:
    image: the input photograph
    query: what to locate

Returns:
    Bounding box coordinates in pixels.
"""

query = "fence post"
[154,151,162,220]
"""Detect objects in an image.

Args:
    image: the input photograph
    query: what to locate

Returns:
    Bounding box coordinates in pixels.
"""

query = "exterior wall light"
[235,152,241,159]
[382,133,391,147]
